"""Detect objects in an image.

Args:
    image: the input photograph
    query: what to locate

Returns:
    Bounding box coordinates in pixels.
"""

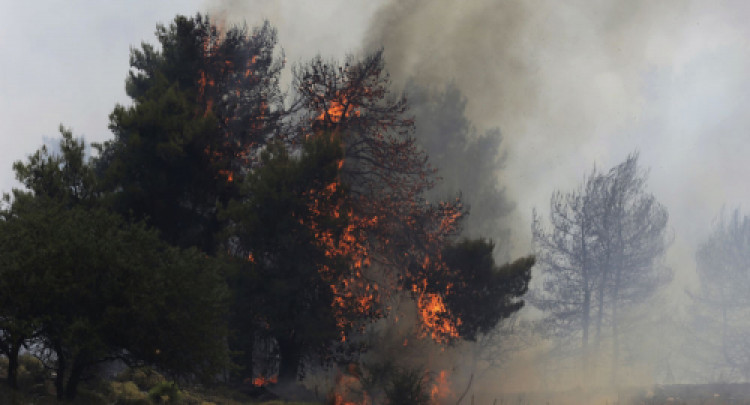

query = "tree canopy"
[1,129,228,400]
[0,13,533,398]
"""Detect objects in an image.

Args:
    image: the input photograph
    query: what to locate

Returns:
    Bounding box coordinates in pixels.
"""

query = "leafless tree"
[532,153,671,380]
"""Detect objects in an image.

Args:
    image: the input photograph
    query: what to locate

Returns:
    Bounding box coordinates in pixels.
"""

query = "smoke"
[364,0,697,258]
[203,0,750,396]
[361,0,750,396]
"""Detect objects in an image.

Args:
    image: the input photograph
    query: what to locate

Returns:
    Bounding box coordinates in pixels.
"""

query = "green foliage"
[222,135,349,381]
[148,381,182,403]
[437,239,533,341]
[12,125,97,206]
[0,132,229,399]
[98,13,282,253]
[118,367,167,391]
[0,12,534,399]
[110,381,150,404]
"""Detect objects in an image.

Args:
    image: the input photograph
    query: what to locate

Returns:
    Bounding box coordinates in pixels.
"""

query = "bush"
[385,367,431,405]
[110,380,150,404]
[118,367,167,391]
[17,354,47,389]
[148,381,182,404]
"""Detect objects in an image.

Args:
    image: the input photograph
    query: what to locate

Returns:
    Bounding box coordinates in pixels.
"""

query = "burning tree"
[91,13,533,388]
[293,51,473,343]
[285,50,534,397]
[97,14,283,253]
[221,135,366,382]
[532,153,671,379]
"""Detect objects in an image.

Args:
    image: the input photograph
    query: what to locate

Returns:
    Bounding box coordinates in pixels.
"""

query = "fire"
[413,279,461,344]
[430,370,451,402]
[298,53,466,346]
[329,364,370,405]
[301,156,384,338]
[196,22,274,184]
[218,169,233,182]
[316,93,361,124]
[247,375,278,387]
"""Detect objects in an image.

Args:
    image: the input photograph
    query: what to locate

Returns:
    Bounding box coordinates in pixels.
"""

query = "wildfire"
[413,279,461,344]
[197,23,273,183]
[247,375,278,387]
[316,93,361,124]
[302,158,383,338]
[430,369,451,402]
[330,364,370,405]
[300,52,466,347]
[218,169,233,182]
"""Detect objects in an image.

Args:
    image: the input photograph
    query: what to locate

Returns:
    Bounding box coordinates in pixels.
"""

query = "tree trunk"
[277,336,301,383]
[581,225,590,370]
[582,287,591,370]
[54,345,66,401]
[611,260,622,386]
[64,359,85,401]
[6,342,20,390]
[595,264,608,351]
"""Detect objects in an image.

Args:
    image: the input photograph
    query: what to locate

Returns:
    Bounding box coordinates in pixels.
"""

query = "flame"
[300,58,465,344]
[301,160,384,338]
[247,375,278,387]
[412,279,461,344]
[330,365,370,405]
[316,93,361,124]
[218,169,233,182]
[196,28,274,185]
[430,370,451,402]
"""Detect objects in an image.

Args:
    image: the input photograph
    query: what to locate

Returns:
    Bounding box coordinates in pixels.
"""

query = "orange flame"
[301,161,384,339]
[330,364,371,405]
[430,369,452,402]
[413,279,461,344]
[316,93,361,124]
[246,375,278,387]
[218,169,234,182]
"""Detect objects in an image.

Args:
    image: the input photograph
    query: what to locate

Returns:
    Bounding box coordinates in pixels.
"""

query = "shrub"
[118,366,167,391]
[110,380,149,404]
[148,381,182,403]
[17,354,47,389]
[385,367,431,405]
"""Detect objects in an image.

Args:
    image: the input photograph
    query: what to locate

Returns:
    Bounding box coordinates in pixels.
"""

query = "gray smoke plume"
[363,0,750,390]
[363,0,692,257]
[204,0,750,390]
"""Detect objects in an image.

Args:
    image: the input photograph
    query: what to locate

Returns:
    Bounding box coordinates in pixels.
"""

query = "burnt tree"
[533,153,670,378]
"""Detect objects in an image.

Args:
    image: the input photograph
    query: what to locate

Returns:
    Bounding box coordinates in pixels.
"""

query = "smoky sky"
[363,0,750,293]
[1,0,749,388]
[4,1,750,299]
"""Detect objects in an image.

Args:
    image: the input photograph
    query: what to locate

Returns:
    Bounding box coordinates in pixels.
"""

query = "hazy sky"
[3,1,750,294]
[0,0,377,192]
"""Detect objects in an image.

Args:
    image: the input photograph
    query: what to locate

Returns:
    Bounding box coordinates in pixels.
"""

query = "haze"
[3,0,750,391]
